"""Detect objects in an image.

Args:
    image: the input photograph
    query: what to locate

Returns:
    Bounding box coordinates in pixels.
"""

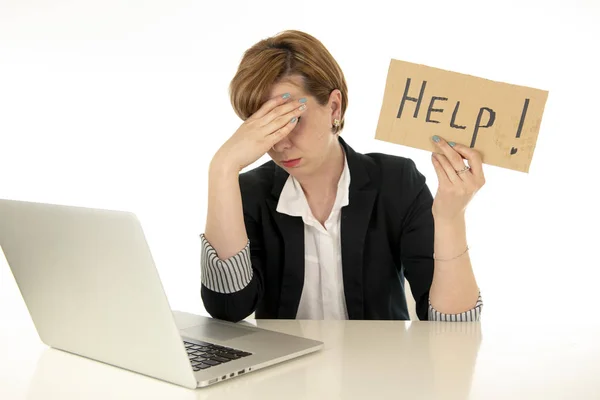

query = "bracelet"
[433,246,469,262]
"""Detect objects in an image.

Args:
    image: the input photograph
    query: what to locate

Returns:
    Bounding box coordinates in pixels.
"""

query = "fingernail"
[299,97,307,103]
[448,141,456,147]
[432,135,440,143]
[290,116,297,123]
[282,93,291,99]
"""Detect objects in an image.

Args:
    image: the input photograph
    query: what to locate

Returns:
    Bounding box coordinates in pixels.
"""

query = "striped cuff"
[428,292,483,321]
[200,234,253,294]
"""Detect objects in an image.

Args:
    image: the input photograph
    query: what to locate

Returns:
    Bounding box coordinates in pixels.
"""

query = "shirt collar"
[276,147,350,219]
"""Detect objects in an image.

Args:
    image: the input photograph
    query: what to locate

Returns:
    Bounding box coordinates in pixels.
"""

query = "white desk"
[1,304,600,400]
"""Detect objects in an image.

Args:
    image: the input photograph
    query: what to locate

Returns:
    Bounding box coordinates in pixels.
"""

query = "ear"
[329,89,342,115]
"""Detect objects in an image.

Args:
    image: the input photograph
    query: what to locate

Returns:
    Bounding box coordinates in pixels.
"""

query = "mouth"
[282,158,301,168]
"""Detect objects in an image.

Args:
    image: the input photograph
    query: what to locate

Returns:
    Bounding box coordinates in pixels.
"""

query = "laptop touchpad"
[181,321,256,342]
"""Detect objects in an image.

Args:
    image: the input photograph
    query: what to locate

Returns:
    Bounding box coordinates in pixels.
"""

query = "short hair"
[229,30,348,134]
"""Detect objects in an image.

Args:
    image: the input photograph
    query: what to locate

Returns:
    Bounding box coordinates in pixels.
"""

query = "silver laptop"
[0,198,323,389]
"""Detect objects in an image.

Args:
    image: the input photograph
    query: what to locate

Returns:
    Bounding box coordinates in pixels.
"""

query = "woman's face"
[265,75,342,178]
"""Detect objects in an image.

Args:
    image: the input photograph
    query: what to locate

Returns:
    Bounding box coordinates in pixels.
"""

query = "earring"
[333,119,341,127]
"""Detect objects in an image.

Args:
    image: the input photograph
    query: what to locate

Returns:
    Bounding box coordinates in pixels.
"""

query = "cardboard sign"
[374,59,549,173]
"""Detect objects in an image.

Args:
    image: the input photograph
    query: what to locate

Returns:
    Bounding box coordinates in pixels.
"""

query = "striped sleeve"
[200,234,253,294]
[427,292,483,321]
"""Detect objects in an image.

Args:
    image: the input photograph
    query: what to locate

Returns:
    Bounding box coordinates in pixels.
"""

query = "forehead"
[264,75,307,102]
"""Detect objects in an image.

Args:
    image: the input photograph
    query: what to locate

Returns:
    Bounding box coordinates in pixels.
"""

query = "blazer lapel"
[265,137,376,320]
[339,137,377,319]
[266,165,305,319]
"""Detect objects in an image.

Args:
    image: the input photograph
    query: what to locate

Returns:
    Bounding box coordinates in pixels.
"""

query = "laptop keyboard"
[184,340,252,371]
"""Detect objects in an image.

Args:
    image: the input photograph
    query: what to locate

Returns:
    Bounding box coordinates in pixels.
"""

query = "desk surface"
[1,305,600,400]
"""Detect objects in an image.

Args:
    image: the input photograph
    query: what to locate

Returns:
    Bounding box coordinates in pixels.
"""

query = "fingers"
[432,153,461,184]
[243,93,309,154]
[266,115,300,147]
[431,153,452,186]
[431,135,467,173]
[252,94,308,131]
[249,93,292,121]
[263,99,307,136]
[448,142,485,182]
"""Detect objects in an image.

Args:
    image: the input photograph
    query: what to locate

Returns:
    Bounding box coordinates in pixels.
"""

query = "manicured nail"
[291,117,297,123]
[448,141,456,147]
[432,135,441,143]
[299,97,307,103]
[282,93,291,99]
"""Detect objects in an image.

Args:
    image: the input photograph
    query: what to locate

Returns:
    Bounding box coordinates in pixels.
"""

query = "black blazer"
[202,137,435,321]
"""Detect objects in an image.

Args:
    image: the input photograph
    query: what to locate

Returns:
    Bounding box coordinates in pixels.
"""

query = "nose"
[271,136,292,152]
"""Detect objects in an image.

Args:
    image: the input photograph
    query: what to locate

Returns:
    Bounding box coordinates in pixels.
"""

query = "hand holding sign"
[375,59,549,173]
[430,135,486,221]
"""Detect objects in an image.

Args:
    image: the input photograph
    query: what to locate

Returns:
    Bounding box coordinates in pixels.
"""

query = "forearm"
[428,213,479,314]
[202,276,259,322]
[204,159,248,259]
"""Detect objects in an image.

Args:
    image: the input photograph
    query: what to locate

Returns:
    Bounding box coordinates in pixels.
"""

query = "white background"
[1,0,599,324]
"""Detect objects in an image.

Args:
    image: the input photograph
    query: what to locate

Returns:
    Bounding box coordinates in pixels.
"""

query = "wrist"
[209,155,241,177]
[433,213,468,261]
[433,212,466,229]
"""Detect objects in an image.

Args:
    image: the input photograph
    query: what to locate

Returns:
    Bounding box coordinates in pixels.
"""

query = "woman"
[201,30,483,322]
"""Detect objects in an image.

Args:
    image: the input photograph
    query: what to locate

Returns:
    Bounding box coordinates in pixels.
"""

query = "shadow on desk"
[25,321,481,400]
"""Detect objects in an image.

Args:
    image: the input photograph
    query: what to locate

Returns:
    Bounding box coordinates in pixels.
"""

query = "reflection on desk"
[7,316,600,399]
[24,318,482,400]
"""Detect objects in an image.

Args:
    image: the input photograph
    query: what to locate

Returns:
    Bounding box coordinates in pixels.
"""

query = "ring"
[455,165,471,174]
